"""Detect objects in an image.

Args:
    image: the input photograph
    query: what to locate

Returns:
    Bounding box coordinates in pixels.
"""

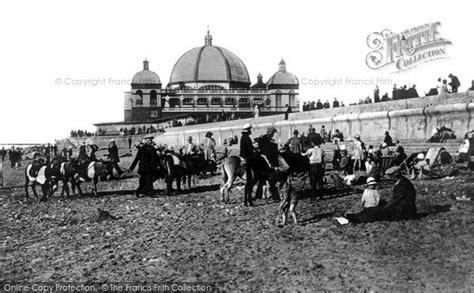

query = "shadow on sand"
[415,204,452,219]
[299,212,335,226]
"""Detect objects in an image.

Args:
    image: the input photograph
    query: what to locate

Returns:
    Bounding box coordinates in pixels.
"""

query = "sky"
[0,0,472,144]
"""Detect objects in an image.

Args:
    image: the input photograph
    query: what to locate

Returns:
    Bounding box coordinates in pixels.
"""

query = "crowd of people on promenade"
[70,129,94,138]
[302,74,470,112]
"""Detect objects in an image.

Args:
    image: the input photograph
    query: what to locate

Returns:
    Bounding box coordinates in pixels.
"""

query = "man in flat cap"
[258,126,280,170]
[346,166,417,223]
[129,135,158,197]
[383,166,417,220]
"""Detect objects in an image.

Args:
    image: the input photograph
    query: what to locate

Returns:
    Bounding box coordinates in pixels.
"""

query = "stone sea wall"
[58,92,474,151]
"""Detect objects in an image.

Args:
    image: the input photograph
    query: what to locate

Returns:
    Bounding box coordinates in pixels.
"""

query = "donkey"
[58,158,80,197]
[220,154,286,205]
[74,160,114,196]
[221,151,308,205]
[24,157,62,201]
[161,154,188,194]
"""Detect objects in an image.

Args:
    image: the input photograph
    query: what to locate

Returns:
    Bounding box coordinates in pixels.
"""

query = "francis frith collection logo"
[366,22,452,72]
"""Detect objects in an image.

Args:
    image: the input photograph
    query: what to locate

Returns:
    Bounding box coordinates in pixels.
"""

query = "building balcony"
[165,89,269,96]
[161,105,291,112]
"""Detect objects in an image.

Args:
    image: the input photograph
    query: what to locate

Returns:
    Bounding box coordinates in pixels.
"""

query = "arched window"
[150,90,157,105]
[239,98,250,107]
[183,98,194,105]
[211,98,222,105]
[136,90,143,105]
[197,98,208,105]
[289,90,295,106]
[225,98,236,105]
[169,98,180,108]
[275,90,282,107]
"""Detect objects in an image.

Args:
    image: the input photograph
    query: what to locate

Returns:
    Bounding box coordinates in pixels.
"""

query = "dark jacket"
[130,144,159,175]
[257,135,279,167]
[407,88,419,98]
[88,144,99,161]
[308,132,323,146]
[384,134,394,146]
[78,145,87,161]
[108,144,120,163]
[240,132,254,159]
[285,136,303,153]
[450,76,460,88]
[386,176,417,220]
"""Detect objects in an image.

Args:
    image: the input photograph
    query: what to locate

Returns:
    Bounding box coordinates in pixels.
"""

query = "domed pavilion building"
[96,31,299,134]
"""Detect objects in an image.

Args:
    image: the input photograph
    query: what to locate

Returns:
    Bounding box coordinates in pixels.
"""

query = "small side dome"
[132,60,161,85]
[267,59,299,86]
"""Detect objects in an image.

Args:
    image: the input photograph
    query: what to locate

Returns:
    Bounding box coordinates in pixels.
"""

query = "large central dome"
[168,31,251,89]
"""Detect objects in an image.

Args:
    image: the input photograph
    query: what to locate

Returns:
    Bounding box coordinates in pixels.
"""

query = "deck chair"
[425,147,444,167]
[379,155,396,173]
[399,153,420,175]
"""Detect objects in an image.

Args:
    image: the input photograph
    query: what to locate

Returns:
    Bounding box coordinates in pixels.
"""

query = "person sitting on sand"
[345,177,380,216]
[345,166,417,223]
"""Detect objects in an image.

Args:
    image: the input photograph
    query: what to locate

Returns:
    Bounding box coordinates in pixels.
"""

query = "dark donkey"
[58,158,81,197]
[161,153,188,194]
[221,151,308,205]
[25,157,62,201]
[74,160,114,196]
[221,153,287,205]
